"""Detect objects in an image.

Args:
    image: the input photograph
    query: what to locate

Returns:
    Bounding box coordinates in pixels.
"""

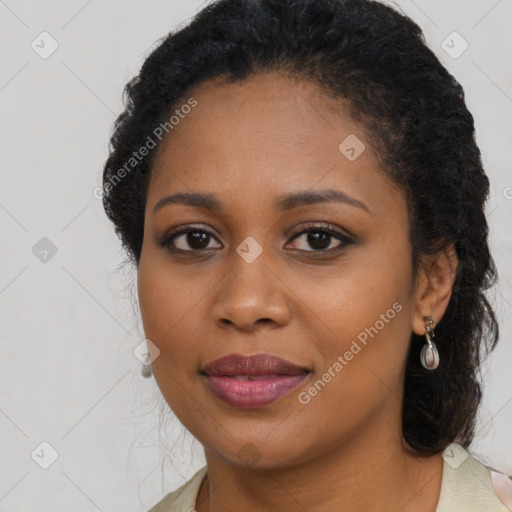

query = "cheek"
[294,295,412,454]
[137,259,208,419]
[306,244,413,395]
[137,256,205,363]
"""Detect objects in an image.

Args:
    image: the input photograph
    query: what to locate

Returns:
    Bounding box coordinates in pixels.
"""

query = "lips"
[202,353,310,377]
[201,353,311,408]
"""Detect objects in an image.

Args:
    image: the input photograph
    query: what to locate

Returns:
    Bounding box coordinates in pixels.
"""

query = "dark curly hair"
[102,0,499,456]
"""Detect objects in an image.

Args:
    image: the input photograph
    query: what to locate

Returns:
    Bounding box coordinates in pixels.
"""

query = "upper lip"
[202,353,310,377]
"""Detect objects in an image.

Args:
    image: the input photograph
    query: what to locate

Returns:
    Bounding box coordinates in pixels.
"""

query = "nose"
[210,250,292,332]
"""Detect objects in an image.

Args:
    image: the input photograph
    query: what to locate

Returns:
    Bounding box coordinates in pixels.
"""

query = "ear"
[411,243,458,335]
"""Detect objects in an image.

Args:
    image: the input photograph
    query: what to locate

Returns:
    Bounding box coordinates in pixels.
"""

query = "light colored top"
[147,442,512,511]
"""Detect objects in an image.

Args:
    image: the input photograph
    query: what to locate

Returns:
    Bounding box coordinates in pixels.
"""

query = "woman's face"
[137,71,421,468]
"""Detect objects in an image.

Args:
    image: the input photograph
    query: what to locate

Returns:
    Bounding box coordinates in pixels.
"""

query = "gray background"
[1,0,511,510]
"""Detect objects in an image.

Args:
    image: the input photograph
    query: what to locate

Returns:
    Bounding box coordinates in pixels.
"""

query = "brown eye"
[287,223,353,253]
[159,226,222,253]
[289,230,342,251]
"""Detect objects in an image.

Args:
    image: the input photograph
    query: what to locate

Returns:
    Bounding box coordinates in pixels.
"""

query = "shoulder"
[436,442,512,511]
[147,466,208,512]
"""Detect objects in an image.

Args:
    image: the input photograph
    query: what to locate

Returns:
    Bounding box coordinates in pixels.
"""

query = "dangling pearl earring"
[141,353,152,378]
[420,316,439,370]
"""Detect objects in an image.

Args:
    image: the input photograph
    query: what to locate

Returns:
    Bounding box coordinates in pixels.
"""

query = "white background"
[1,1,511,510]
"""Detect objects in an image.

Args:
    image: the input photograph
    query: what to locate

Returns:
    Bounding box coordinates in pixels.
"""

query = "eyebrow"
[152,189,371,215]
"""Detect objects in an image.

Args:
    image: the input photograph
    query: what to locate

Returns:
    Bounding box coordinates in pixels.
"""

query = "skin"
[137,71,458,512]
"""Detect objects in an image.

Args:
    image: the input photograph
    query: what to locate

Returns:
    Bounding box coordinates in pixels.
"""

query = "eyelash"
[158,221,354,256]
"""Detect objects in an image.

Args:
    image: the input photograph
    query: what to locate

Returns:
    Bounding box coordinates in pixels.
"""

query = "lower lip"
[203,373,309,408]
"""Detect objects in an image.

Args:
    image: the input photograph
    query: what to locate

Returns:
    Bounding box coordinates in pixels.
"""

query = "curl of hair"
[102,0,499,456]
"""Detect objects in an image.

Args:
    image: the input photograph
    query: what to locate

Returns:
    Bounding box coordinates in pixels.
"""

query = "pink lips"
[201,353,310,408]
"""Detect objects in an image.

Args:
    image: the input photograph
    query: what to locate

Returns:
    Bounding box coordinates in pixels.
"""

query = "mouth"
[200,353,311,408]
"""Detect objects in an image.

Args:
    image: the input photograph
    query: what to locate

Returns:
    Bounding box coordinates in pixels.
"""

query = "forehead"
[147,71,400,215]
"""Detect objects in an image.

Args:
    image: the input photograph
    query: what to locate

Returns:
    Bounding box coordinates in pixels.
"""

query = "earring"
[420,316,439,370]
[141,353,152,378]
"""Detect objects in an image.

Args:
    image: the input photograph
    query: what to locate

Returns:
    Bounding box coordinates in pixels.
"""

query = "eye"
[158,221,353,255]
[158,225,222,253]
[286,222,353,253]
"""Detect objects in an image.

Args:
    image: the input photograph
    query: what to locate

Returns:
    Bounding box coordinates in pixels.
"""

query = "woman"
[102,0,512,510]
